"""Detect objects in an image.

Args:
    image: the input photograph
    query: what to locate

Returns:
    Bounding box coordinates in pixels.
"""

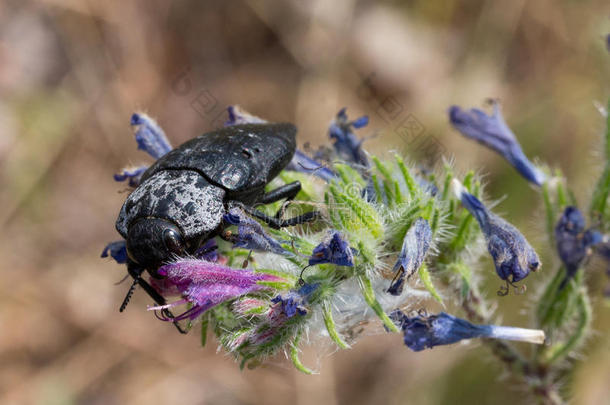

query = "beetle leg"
[122,262,188,334]
[259,181,303,218]
[238,204,320,229]
[259,181,302,204]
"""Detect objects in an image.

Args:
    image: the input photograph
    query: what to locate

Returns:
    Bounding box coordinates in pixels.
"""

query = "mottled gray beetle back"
[116,123,297,239]
[141,123,296,203]
[116,170,225,239]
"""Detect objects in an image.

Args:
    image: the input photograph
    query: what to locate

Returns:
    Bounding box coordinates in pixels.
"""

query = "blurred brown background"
[1,1,609,404]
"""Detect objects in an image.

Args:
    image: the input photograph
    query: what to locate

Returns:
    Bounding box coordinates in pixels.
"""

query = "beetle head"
[126,218,186,272]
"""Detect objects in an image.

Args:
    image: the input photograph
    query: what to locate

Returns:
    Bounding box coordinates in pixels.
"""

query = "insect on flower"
[452,179,541,295]
[105,112,320,332]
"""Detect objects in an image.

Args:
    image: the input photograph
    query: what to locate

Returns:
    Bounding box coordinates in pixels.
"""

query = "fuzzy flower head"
[449,101,546,186]
[388,218,432,296]
[149,260,285,321]
[452,179,540,290]
[228,283,319,353]
[391,310,545,352]
[329,108,370,168]
[130,113,172,159]
[223,207,288,255]
[309,231,355,267]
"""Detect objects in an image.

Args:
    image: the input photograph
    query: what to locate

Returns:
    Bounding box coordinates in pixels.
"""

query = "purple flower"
[131,112,172,159]
[453,180,540,290]
[449,101,546,186]
[223,207,288,255]
[391,310,545,352]
[285,149,336,182]
[225,105,267,126]
[149,260,284,321]
[555,206,603,287]
[329,108,370,168]
[309,231,355,267]
[113,165,148,187]
[388,218,432,296]
[101,240,128,264]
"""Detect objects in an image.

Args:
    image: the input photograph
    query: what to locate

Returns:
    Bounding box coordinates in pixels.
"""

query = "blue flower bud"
[453,180,540,290]
[223,207,287,255]
[329,108,370,168]
[449,101,546,186]
[388,218,432,296]
[130,113,172,159]
[309,231,355,267]
[101,240,128,264]
[391,310,545,351]
[272,282,319,317]
[556,206,604,288]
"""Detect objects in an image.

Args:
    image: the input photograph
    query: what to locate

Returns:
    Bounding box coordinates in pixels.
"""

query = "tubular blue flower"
[149,259,285,321]
[113,165,148,187]
[131,112,172,159]
[309,231,355,267]
[101,240,128,264]
[555,206,603,288]
[223,207,288,255]
[388,218,432,296]
[391,310,545,352]
[285,149,336,182]
[449,101,546,186]
[452,179,540,291]
[329,108,370,168]
[225,105,267,126]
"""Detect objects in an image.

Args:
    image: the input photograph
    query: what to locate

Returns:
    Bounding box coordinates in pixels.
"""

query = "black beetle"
[115,122,318,332]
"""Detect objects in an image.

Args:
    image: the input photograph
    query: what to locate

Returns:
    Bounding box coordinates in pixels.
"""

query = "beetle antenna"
[120,277,139,312]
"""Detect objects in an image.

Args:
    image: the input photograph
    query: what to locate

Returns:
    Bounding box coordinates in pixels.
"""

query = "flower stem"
[541,289,591,365]
[358,275,398,332]
[290,329,314,375]
[323,301,350,349]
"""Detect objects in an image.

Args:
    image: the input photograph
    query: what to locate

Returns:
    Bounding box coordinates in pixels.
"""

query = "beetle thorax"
[116,170,226,240]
